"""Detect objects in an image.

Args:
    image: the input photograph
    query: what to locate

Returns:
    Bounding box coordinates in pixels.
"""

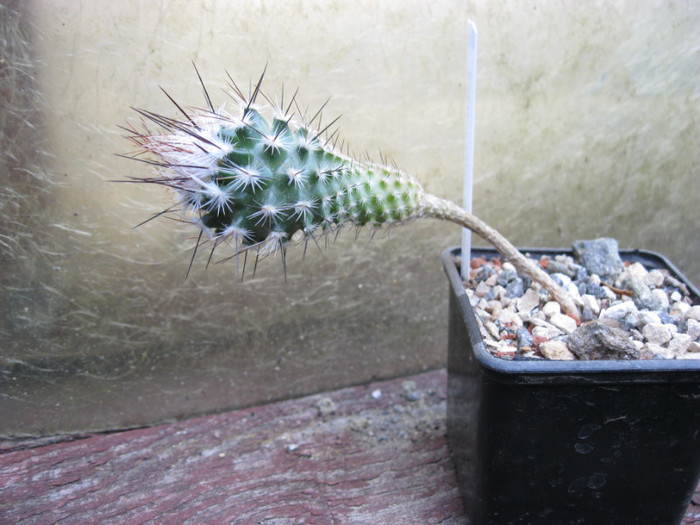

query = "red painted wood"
[0,370,463,524]
[2,368,699,524]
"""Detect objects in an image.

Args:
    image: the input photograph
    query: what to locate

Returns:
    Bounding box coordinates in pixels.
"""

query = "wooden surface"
[1,368,699,524]
[0,370,463,524]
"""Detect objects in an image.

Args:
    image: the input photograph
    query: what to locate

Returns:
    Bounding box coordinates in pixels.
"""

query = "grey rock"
[623,277,660,310]
[497,268,518,286]
[505,277,526,298]
[575,265,589,281]
[474,265,494,283]
[567,321,639,360]
[639,343,674,360]
[516,328,534,351]
[578,281,602,298]
[545,259,579,279]
[581,306,597,323]
[572,238,625,282]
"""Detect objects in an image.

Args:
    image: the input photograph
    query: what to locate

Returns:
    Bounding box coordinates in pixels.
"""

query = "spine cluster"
[125,72,425,268]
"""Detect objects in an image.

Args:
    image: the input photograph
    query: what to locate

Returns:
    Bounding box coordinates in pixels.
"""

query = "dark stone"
[658,311,676,326]
[566,321,639,360]
[505,278,525,298]
[474,265,493,283]
[581,306,597,323]
[571,238,625,282]
[545,259,583,279]
[497,268,518,286]
[623,277,665,311]
[516,328,534,350]
[577,281,601,297]
[575,266,589,282]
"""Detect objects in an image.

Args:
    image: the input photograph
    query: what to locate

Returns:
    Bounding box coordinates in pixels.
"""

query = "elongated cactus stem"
[420,195,580,319]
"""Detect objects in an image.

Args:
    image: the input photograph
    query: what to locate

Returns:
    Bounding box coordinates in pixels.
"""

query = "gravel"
[464,239,699,360]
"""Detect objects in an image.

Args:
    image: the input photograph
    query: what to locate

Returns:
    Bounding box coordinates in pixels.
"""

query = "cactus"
[122,68,579,319]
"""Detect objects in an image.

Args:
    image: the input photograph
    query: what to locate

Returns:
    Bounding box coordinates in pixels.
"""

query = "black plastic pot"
[443,246,700,525]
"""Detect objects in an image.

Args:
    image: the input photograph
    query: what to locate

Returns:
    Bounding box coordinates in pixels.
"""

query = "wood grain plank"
[3,368,698,524]
[0,370,464,524]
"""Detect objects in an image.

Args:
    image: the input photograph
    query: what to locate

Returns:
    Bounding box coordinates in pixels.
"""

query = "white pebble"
[497,308,523,327]
[516,288,541,314]
[565,282,584,307]
[475,281,491,298]
[600,300,637,322]
[485,321,500,340]
[640,343,674,359]
[542,301,561,317]
[642,323,672,346]
[625,262,649,280]
[623,311,641,329]
[670,290,682,303]
[650,289,669,309]
[600,286,618,301]
[638,311,661,326]
[502,262,516,273]
[539,340,576,360]
[486,300,502,317]
[687,319,700,341]
[687,341,700,353]
[493,285,507,300]
[550,313,578,334]
[686,305,700,322]
[532,324,564,340]
[668,334,692,355]
[670,301,691,318]
[581,294,601,316]
[520,308,534,322]
[644,270,665,288]
[371,389,382,400]
[552,273,572,287]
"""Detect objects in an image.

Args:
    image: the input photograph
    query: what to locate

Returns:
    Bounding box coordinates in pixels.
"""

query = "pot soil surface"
[461,238,700,361]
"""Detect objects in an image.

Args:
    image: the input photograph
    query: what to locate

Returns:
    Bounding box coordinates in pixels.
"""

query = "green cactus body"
[129,86,426,261]
[123,69,581,318]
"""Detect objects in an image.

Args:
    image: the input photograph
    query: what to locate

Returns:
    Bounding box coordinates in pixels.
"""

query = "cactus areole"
[122,67,580,320]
